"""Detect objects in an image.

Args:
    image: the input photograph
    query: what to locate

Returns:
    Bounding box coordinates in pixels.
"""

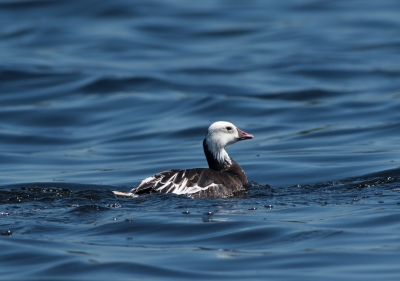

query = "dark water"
[1,0,400,280]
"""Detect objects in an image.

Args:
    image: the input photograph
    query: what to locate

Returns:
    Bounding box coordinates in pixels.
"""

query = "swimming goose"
[113,121,254,198]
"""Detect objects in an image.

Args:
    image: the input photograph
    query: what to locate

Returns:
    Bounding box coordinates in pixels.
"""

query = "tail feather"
[112,190,137,197]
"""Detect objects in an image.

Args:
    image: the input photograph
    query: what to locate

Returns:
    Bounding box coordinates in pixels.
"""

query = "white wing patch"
[158,180,219,195]
[135,170,219,195]
[180,183,220,194]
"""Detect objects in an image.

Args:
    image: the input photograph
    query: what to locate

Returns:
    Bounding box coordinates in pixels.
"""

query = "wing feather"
[130,168,244,197]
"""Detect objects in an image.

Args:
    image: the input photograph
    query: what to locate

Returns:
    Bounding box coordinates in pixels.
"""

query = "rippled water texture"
[1,0,400,280]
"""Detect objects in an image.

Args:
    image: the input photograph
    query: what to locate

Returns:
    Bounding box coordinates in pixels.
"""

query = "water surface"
[1,0,400,280]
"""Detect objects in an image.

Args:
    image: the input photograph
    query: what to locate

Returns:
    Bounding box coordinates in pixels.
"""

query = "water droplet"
[68,204,79,208]
[106,203,122,208]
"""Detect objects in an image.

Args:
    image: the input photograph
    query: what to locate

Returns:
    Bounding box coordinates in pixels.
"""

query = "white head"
[204,121,254,164]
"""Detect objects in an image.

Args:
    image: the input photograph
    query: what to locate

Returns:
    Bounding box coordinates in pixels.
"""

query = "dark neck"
[203,139,230,171]
[202,139,248,185]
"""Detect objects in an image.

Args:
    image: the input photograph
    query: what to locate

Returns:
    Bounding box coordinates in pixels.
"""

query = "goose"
[113,121,254,198]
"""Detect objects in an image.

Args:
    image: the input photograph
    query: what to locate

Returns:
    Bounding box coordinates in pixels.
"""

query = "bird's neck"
[203,139,232,171]
[203,139,249,185]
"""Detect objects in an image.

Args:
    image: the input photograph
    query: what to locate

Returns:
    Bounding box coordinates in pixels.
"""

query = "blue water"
[1,0,400,280]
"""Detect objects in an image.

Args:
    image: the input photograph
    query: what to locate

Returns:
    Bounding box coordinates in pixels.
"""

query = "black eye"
[226,126,232,130]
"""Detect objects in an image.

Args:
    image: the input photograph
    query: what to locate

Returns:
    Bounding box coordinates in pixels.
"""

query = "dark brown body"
[134,140,249,198]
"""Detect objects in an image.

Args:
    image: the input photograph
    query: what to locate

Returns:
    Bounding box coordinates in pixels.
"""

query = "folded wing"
[134,168,243,197]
